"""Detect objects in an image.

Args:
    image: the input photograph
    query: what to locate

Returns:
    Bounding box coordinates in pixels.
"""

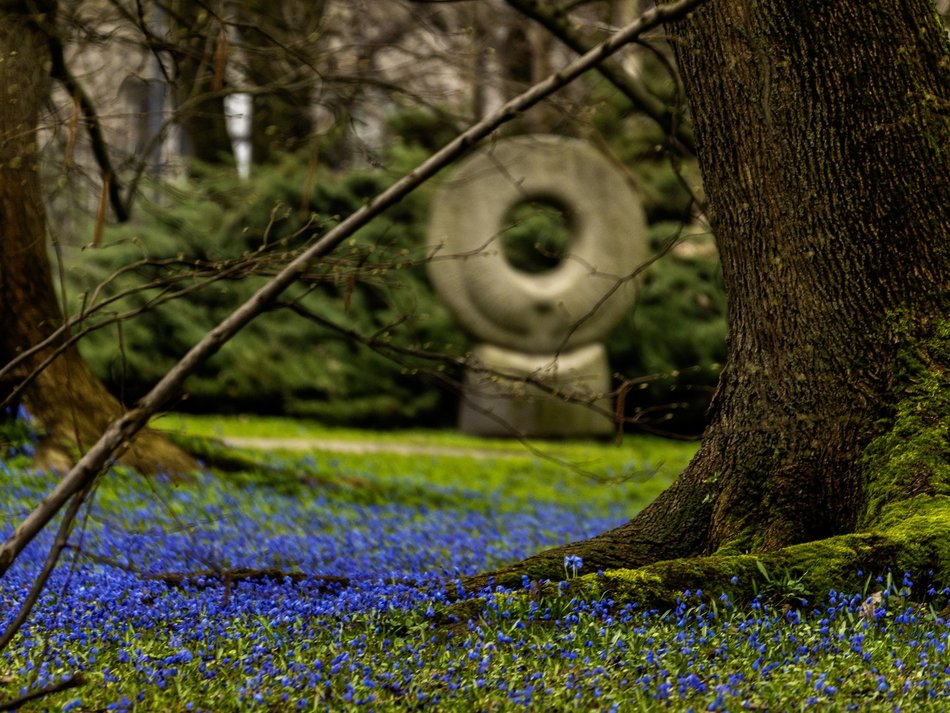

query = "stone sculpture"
[427,135,647,437]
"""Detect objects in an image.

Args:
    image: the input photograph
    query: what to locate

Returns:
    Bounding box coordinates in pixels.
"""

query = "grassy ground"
[1,415,949,711]
[154,412,695,457]
[151,414,695,511]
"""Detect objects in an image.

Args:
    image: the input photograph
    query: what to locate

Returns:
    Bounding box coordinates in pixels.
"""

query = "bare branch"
[0,210,327,394]
[0,0,710,578]
[0,483,92,655]
[44,23,129,222]
[275,298,680,476]
[0,258,257,412]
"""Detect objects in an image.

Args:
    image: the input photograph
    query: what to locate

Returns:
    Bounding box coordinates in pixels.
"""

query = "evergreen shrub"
[63,152,463,426]
[61,110,724,432]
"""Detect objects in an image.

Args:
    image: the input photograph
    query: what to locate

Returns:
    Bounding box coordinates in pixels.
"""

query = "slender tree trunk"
[0,3,196,475]
[235,0,323,165]
[467,0,950,592]
[167,0,234,168]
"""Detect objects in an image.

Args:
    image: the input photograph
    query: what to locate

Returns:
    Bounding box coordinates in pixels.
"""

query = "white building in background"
[224,92,253,180]
[49,0,654,198]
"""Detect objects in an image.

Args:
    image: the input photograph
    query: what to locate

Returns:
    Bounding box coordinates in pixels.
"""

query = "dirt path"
[223,436,534,459]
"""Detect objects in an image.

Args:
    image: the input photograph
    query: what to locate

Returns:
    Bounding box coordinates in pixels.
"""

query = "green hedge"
[64,153,463,426]
[61,111,724,432]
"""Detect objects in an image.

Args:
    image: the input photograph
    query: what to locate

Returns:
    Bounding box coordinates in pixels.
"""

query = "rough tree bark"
[0,3,196,475]
[466,0,950,602]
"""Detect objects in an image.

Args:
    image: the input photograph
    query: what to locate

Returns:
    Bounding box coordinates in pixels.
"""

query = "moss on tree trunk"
[465,0,950,600]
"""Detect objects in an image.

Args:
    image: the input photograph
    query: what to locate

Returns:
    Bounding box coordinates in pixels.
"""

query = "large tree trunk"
[667,0,950,553]
[0,3,196,475]
[467,0,950,597]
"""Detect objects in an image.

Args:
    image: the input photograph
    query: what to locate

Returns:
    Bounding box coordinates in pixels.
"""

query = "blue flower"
[564,555,584,577]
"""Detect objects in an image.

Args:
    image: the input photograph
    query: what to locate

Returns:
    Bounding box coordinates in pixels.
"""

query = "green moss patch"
[860,319,950,528]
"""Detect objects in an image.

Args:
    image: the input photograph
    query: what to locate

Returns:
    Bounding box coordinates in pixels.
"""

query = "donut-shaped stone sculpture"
[427,135,647,355]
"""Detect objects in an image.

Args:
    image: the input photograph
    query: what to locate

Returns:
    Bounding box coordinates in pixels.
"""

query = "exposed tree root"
[462,495,950,611]
[21,349,198,477]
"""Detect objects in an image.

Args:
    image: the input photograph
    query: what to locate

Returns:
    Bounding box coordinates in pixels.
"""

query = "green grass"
[3,418,949,711]
[154,412,697,454]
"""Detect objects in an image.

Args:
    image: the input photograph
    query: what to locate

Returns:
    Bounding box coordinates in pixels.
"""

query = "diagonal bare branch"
[0,0,710,578]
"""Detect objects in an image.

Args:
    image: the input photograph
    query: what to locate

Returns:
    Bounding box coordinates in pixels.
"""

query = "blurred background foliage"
[59,81,724,436]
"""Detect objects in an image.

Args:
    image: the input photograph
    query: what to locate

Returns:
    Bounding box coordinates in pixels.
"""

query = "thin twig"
[504,0,695,153]
[275,298,666,482]
[44,28,129,222]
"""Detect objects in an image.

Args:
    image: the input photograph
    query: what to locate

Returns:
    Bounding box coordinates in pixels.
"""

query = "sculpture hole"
[501,198,574,274]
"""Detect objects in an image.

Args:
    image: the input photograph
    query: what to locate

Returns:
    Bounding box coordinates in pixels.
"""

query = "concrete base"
[460,343,614,438]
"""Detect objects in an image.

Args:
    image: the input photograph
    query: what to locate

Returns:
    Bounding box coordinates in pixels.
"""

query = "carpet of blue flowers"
[1,418,949,711]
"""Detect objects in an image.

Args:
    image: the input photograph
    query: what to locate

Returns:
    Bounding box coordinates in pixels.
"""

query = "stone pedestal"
[460,343,613,437]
